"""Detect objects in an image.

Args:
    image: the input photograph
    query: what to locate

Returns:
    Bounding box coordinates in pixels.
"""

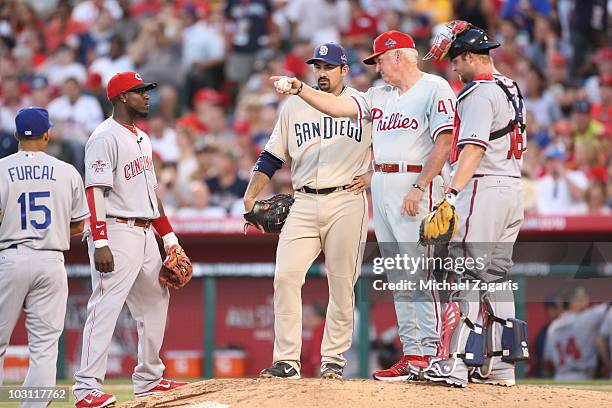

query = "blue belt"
[8,243,18,249]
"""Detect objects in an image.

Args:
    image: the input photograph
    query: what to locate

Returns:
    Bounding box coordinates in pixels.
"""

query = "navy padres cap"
[15,107,53,138]
[307,43,348,66]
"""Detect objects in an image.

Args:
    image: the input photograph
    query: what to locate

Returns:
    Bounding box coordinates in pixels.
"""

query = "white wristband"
[93,239,109,248]
[162,232,179,250]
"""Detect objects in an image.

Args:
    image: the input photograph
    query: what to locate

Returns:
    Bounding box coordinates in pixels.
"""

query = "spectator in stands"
[537,147,588,214]
[591,75,612,135]
[149,115,179,163]
[224,0,274,84]
[43,0,87,54]
[47,77,104,142]
[90,34,135,85]
[584,182,610,215]
[181,4,226,107]
[585,47,612,104]
[0,77,26,137]
[572,100,605,146]
[205,149,248,213]
[28,76,52,109]
[524,64,562,128]
[286,0,349,46]
[525,15,559,73]
[178,88,225,138]
[569,0,608,77]
[343,0,378,48]
[71,0,123,25]
[189,142,217,182]
[38,44,87,86]
[175,180,226,218]
[47,77,104,174]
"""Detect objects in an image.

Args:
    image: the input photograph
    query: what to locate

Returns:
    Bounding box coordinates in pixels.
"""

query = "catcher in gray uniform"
[421,21,530,388]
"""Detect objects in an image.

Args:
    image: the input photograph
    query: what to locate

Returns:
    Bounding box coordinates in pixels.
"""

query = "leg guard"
[479,296,529,377]
[425,288,479,386]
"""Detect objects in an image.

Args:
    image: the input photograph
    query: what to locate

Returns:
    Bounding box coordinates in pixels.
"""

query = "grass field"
[1,378,610,407]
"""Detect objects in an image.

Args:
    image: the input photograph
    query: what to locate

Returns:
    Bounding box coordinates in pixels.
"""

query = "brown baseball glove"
[159,244,193,289]
[419,198,458,245]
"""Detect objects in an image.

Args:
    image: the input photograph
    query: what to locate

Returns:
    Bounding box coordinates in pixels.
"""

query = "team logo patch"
[385,39,397,48]
[319,45,328,56]
[90,160,110,174]
[135,73,142,81]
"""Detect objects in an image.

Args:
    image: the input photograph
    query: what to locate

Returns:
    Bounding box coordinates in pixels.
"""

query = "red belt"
[373,163,423,173]
[114,217,153,228]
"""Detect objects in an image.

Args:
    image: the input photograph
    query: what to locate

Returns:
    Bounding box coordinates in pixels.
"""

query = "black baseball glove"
[244,194,295,233]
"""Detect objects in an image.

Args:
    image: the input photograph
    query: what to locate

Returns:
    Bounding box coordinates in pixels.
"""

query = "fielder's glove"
[159,244,193,289]
[243,194,295,233]
[419,192,458,245]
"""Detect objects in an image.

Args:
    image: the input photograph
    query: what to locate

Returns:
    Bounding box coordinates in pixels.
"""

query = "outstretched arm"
[271,76,359,118]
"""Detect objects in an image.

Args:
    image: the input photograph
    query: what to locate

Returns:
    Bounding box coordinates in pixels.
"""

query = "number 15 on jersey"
[18,191,52,230]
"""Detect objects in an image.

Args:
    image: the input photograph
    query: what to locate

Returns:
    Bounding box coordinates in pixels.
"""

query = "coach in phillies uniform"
[245,43,372,379]
[73,72,188,407]
[272,31,456,381]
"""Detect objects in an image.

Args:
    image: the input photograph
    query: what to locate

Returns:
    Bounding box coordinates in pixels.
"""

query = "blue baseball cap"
[15,107,53,138]
[307,43,348,66]
[545,146,566,160]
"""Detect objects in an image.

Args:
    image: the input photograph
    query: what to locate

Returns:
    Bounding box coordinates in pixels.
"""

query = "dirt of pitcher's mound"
[116,378,612,408]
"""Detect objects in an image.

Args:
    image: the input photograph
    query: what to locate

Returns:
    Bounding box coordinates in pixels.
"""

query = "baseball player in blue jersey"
[422,21,530,388]
[0,107,89,407]
[271,31,456,380]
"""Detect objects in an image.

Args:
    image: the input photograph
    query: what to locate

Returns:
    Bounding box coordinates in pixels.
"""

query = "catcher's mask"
[424,20,500,61]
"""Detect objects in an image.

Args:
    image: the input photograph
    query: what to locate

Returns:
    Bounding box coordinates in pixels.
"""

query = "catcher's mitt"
[159,244,193,289]
[244,194,295,233]
[419,198,458,245]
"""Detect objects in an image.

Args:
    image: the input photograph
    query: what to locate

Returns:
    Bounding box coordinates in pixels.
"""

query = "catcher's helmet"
[424,21,500,61]
[448,26,500,59]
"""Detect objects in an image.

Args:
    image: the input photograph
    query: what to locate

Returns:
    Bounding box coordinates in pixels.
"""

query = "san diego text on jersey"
[295,117,363,147]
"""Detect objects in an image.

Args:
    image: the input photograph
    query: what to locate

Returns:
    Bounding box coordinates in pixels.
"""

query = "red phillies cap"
[363,31,415,65]
[106,71,157,100]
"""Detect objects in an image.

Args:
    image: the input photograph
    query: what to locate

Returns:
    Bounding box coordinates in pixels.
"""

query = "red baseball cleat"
[372,355,424,381]
[75,390,116,408]
[134,379,188,398]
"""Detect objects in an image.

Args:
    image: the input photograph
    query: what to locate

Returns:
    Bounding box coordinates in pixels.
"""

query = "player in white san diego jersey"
[272,31,456,381]
[545,287,609,380]
[245,43,372,380]
[422,21,529,388]
[0,107,89,406]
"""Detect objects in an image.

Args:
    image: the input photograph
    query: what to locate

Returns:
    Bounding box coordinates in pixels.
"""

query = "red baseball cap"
[193,88,224,106]
[106,71,157,100]
[363,31,415,65]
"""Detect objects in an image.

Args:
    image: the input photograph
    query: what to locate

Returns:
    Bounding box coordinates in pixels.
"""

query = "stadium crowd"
[0,0,610,217]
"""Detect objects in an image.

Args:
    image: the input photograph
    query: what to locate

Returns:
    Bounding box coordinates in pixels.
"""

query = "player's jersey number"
[18,191,51,230]
[555,337,581,366]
